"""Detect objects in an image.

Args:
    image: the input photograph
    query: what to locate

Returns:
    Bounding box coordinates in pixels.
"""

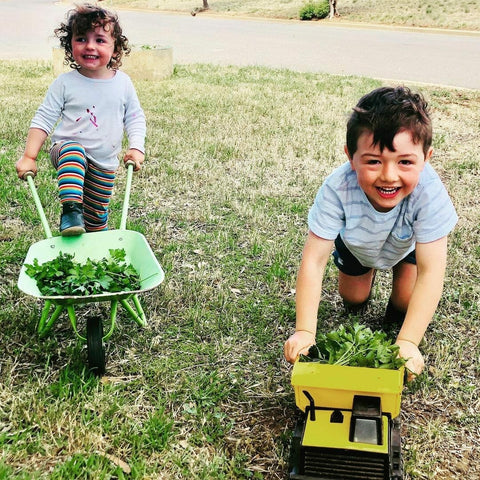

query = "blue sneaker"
[60,202,85,236]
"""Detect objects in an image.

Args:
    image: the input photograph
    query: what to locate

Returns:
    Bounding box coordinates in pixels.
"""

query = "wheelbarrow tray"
[17,229,164,305]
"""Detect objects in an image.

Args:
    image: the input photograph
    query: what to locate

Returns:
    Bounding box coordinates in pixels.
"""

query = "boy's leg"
[391,261,417,311]
[51,141,87,236]
[333,235,375,314]
[339,269,376,314]
[83,163,116,232]
[385,260,417,325]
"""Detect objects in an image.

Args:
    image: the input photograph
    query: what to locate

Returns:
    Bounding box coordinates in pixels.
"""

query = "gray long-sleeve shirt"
[31,69,146,170]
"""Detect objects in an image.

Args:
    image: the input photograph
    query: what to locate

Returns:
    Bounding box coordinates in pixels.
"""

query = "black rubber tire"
[86,316,106,375]
[389,417,403,479]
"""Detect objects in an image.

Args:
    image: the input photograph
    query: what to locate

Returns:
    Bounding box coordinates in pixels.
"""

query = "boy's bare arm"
[284,232,333,363]
[396,236,448,377]
[398,237,447,344]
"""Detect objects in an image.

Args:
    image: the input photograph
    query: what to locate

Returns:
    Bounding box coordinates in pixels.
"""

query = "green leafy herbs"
[299,323,407,370]
[25,249,141,296]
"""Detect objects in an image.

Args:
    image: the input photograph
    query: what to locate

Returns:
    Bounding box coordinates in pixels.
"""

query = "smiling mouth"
[83,55,99,60]
[376,186,401,198]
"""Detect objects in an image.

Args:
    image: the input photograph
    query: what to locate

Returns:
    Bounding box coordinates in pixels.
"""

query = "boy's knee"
[338,270,375,305]
[340,290,371,306]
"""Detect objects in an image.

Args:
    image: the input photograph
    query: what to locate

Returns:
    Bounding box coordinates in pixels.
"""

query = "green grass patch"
[1,60,479,478]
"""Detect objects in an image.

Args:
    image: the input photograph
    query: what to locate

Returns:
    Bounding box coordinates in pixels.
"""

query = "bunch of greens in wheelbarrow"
[24,248,141,296]
[300,323,407,370]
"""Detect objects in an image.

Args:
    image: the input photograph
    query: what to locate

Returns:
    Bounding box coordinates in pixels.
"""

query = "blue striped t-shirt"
[308,161,458,270]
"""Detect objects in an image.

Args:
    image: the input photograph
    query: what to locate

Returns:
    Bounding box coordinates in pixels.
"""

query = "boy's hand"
[396,339,424,382]
[16,155,37,179]
[284,330,315,364]
[123,149,144,172]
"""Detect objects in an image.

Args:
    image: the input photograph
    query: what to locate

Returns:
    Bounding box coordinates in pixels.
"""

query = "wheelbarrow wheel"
[87,316,105,375]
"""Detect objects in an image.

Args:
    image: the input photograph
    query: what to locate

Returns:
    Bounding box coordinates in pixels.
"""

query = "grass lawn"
[102,0,480,31]
[1,57,479,479]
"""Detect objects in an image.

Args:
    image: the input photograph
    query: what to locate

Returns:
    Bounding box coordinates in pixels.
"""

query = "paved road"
[1,0,480,89]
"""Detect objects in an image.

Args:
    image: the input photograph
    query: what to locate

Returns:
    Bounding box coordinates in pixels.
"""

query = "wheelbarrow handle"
[120,161,135,230]
[23,171,53,239]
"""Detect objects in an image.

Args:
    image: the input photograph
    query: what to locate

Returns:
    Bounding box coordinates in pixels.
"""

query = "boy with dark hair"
[284,86,457,380]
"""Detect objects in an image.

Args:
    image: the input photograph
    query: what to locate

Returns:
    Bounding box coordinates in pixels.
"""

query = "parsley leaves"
[300,323,407,370]
[25,248,141,296]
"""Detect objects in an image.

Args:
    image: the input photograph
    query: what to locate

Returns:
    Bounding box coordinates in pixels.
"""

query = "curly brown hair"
[54,3,130,71]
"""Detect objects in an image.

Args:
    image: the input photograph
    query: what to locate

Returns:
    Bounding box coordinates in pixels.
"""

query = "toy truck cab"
[289,362,404,480]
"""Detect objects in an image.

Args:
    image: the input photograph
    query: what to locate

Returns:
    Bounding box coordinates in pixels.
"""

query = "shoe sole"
[61,226,86,237]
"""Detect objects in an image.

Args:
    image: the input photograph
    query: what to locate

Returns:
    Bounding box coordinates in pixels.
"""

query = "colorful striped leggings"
[50,141,116,232]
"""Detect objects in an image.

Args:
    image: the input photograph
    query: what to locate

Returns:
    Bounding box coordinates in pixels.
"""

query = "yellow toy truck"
[289,354,404,479]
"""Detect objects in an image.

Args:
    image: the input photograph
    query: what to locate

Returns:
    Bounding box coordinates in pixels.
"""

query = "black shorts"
[333,235,416,276]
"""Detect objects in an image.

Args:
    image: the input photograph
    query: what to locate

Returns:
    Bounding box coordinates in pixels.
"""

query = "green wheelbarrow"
[17,163,165,375]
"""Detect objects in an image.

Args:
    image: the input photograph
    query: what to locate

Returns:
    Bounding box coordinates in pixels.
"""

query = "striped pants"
[50,141,116,232]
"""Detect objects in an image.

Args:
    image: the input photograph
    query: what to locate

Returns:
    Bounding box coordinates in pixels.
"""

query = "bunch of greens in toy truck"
[300,323,407,370]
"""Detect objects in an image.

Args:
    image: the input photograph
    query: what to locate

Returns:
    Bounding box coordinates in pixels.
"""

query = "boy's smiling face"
[346,129,433,212]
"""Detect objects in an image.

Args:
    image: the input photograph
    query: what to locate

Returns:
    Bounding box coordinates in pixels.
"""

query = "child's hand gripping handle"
[123,149,144,172]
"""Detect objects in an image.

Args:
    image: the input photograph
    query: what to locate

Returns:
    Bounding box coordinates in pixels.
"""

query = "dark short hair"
[346,86,432,158]
[55,3,130,70]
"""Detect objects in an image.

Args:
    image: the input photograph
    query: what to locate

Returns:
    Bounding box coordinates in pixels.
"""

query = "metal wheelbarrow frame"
[17,163,164,374]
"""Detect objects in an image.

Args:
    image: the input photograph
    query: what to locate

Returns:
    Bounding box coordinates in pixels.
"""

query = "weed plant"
[0,61,479,478]
[298,1,330,20]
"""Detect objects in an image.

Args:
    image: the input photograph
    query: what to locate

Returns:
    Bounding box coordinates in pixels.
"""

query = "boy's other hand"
[124,149,144,172]
[16,155,37,179]
[396,339,424,382]
[284,331,315,364]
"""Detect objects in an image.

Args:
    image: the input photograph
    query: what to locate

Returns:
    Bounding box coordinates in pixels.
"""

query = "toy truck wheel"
[87,316,105,375]
[389,417,403,479]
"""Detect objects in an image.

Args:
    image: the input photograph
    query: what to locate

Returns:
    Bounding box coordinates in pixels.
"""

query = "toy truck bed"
[292,362,404,418]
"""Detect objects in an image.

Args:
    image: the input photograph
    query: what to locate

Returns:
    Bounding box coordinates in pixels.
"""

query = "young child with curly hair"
[16,3,146,236]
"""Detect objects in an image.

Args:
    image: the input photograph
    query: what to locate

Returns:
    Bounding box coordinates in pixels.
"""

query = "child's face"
[71,25,115,78]
[346,129,433,212]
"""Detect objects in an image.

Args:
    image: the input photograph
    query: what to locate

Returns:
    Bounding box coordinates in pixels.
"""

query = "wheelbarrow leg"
[120,294,147,327]
[38,301,65,337]
[66,305,87,342]
[102,300,118,342]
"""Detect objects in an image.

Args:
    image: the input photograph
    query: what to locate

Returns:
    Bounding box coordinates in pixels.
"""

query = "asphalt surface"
[1,0,480,89]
